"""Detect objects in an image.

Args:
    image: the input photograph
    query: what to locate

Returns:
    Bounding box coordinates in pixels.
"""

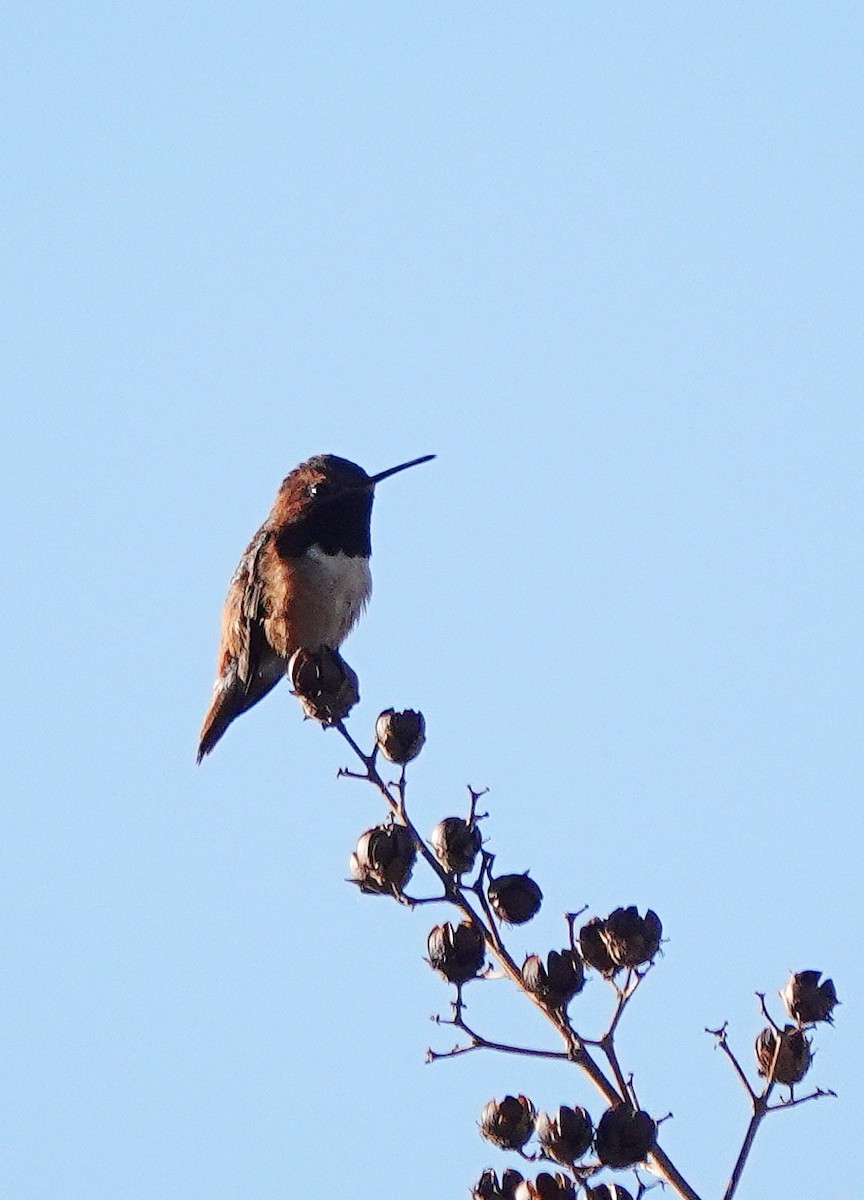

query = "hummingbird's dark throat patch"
[274,488,374,559]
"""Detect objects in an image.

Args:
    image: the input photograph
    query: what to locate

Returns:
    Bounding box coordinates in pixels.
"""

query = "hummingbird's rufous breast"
[262,544,372,656]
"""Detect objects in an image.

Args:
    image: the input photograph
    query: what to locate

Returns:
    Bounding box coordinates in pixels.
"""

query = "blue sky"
[2,3,861,1197]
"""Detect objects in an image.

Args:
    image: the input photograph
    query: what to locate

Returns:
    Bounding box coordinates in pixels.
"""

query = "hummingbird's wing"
[234,528,271,687]
[197,527,284,760]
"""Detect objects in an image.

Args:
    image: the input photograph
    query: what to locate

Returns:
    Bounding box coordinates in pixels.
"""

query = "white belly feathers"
[301,546,372,647]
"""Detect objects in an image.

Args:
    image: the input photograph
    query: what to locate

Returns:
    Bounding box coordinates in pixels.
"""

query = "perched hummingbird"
[197,453,434,761]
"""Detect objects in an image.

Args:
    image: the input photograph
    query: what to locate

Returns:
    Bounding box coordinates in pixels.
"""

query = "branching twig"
[428,1006,572,1065]
[707,1024,758,1103]
[334,720,702,1200]
[767,1086,836,1111]
[708,1015,836,1200]
[427,1036,571,1064]
[564,909,588,953]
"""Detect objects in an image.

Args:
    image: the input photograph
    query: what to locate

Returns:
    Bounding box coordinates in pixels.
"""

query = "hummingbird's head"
[272,453,435,557]
[291,454,371,502]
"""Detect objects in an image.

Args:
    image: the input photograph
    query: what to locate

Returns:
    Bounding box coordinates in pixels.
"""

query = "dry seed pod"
[479,1095,536,1151]
[534,1105,593,1164]
[375,708,426,763]
[289,646,359,723]
[472,1169,525,1200]
[514,1173,576,1200]
[781,970,839,1025]
[427,921,486,984]
[600,906,662,969]
[430,816,482,875]
[522,949,585,1010]
[578,916,619,977]
[755,1025,812,1085]
[584,1186,634,1200]
[349,823,415,894]
[594,1103,656,1169]
[487,873,543,925]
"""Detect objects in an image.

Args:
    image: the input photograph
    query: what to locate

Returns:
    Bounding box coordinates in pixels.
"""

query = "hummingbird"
[197,452,435,761]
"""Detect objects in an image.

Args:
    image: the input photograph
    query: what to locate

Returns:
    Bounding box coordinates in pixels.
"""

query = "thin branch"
[767,1086,837,1112]
[713,1006,834,1200]
[603,1039,635,1107]
[564,908,588,952]
[427,1036,571,1064]
[606,966,650,1042]
[334,721,377,772]
[756,991,781,1033]
[722,1099,771,1200]
[427,1008,572,1065]
[426,1041,483,1063]
[334,720,702,1200]
[470,853,508,958]
[706,1024,758,1103]
[467,785,489,824]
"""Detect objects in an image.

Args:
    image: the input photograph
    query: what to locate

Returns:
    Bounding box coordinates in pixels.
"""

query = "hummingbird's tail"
[196,663,283,762]
[197,691,235,761]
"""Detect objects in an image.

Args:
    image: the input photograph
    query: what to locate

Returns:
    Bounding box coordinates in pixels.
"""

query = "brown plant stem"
[708,1019,836,1200]
[722,1091,773,1200]
[334,721,701,1200]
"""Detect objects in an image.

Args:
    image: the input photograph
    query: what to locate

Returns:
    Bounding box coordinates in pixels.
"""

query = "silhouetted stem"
[710,1014,836,1200]
[334,721,701,1200]
[723,1095,771,1200]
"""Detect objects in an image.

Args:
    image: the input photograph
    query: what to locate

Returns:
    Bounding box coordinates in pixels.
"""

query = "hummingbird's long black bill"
[367,454,436,486]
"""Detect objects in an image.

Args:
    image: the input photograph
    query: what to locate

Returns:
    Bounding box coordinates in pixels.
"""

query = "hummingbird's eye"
[307,480,328,499]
